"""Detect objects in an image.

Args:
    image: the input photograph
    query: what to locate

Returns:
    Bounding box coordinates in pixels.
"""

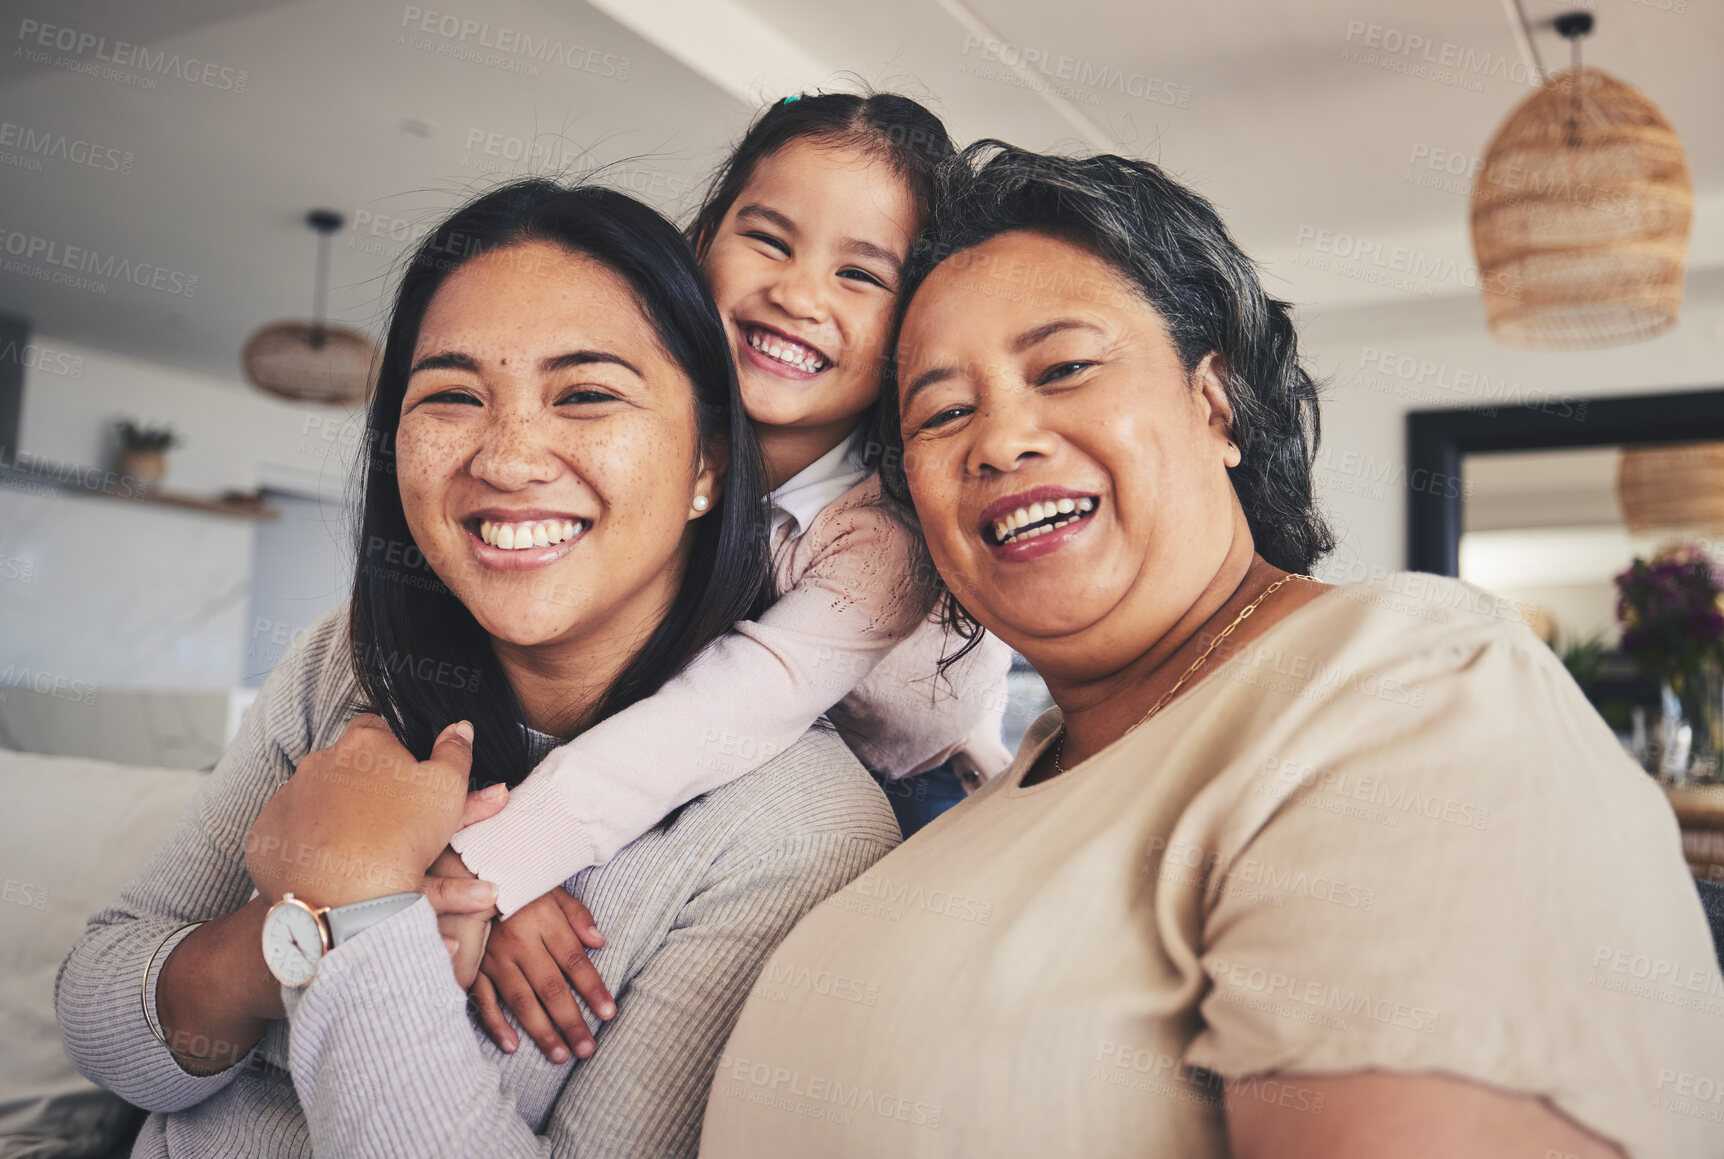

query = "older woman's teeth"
[479,519,583,550]
[747,329,828,373]
[992,497,1098,545]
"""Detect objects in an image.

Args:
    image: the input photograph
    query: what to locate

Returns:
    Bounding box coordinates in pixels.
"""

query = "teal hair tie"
[781,94,801,104]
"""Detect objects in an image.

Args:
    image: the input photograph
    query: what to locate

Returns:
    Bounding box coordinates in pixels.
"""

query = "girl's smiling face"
[701,138,918,463]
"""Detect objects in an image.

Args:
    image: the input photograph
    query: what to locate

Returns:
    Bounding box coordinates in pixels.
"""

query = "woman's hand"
[245,714,485,909]
[471,890,613,1063]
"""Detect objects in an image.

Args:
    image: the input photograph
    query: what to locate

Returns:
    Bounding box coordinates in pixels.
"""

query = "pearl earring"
[692,495,710,512]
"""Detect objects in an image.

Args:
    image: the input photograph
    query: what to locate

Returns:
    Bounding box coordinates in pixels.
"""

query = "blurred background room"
[2,1,1723,1151]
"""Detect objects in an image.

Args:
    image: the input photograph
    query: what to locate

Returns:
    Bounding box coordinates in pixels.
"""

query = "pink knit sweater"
[452,470,1013,916]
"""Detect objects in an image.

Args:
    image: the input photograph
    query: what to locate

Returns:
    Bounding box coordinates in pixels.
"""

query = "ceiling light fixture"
[1470,11,1692,349]
[241,209,378,405]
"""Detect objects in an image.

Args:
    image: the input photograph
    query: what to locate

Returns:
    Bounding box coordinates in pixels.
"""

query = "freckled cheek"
[579,425,696,529]
[394,422,472,530]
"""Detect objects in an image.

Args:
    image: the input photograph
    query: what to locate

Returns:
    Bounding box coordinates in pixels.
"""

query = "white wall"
[15,337,363,501]
[0,337,360,696]
[1294,282,1724,581]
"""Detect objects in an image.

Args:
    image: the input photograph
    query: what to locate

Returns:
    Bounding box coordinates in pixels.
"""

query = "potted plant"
[1615,543,1724,783]
[114,420,178,489]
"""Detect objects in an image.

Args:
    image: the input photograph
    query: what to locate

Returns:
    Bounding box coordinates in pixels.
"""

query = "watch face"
[262,896,326,987]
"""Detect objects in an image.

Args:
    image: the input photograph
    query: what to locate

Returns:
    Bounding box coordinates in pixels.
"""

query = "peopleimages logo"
[0,226,198,298]
[1340,20,1539,88]
[1293,225,1520,298]
[15,18,249,92]
[398,6,631,80]
[0,120,134,174]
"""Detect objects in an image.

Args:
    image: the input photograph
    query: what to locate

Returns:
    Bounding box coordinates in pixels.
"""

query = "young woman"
[700,144,1724,1157]
[55,179,899,1157]
[442,93,1015,1066]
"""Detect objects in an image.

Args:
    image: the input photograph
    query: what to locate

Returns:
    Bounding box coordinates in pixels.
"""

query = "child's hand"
[472,889,613,1063]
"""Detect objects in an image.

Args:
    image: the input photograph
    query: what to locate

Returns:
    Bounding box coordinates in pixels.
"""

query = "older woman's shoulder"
[1268,568,1648,805]
[1302,569,1545,659]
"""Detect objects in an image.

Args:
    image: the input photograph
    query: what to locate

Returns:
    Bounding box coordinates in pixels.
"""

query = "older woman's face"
[896,230,1242,676]
[395,241,716,649]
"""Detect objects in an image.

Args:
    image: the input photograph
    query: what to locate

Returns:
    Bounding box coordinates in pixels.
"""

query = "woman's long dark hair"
[878,142,1336,662]
[350,179,772,789]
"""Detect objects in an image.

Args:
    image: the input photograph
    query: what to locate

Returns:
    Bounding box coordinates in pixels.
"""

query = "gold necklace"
[1050,574,1312,777]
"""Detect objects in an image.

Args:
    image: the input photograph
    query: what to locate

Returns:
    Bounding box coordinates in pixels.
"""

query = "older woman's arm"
[1183,602,1713,1157]
[283,822,897,1157]
[1226,1071,1626,1158]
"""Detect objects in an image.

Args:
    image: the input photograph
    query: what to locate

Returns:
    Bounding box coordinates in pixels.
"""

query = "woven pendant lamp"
[1618,442,1724,536]
[1470,13,1692,350]
[242,210,378,405]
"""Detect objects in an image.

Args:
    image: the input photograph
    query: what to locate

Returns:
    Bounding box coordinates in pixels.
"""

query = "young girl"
[441,92,1013,1065]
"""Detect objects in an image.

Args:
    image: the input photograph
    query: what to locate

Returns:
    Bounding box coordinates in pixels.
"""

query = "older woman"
[56,179,898,1157]
[699,145,1724,1158]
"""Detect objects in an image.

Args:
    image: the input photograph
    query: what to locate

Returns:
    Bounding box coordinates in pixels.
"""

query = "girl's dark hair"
[687,91,956,259]
[350,179,772,789]
[878,141,1335,652]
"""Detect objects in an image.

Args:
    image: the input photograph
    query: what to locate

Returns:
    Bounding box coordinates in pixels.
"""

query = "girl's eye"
[557,388,619,406]
[917,405,972,432]
[421,388,480,405]
[1038,360,1096,385]
[744,231,790,256]
[838,267,889,289]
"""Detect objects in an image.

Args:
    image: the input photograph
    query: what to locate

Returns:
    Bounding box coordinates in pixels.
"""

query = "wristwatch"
[261,891,421,986]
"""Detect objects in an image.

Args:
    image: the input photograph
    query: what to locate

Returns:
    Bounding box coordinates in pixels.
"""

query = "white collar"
[768,431,870,542]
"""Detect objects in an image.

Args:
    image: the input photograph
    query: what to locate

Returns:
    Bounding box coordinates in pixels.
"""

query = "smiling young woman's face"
[394,241,717,650]
[701,137,918,452]
[895,229,1245,681]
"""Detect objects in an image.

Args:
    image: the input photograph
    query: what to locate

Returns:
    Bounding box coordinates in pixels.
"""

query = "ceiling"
[2,0,1721,382]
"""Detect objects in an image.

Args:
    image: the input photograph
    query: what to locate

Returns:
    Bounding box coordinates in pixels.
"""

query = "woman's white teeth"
[748,329,827,373]
[991,497,1098,544]
[479,519,583,550]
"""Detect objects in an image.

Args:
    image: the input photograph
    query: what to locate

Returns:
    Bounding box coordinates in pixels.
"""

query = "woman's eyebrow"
[541,350,643,378]
[1012,319,1101,352]
[902,364,955,409]
[408,350,642,377]
[409,350,477,375]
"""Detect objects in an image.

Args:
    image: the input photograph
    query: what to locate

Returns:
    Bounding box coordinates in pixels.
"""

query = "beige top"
[700,572,1724,1158]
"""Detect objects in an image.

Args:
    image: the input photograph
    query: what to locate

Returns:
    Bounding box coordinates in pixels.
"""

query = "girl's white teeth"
[748,329,826,373]
[992,497,1099,545]
[479,519,584,550]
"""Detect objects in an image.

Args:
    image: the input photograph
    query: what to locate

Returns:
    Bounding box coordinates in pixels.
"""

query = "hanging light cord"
[1554,11,1594,149]
[310,231,330,347]
[303,209,344,350]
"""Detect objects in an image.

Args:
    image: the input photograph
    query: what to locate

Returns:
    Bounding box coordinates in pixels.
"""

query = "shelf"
[0,459,277,520]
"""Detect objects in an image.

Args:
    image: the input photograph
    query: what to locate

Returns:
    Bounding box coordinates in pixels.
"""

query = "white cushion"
[0,752,205,1157]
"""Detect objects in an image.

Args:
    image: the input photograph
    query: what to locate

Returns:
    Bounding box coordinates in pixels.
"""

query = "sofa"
[0,751,205,1158]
